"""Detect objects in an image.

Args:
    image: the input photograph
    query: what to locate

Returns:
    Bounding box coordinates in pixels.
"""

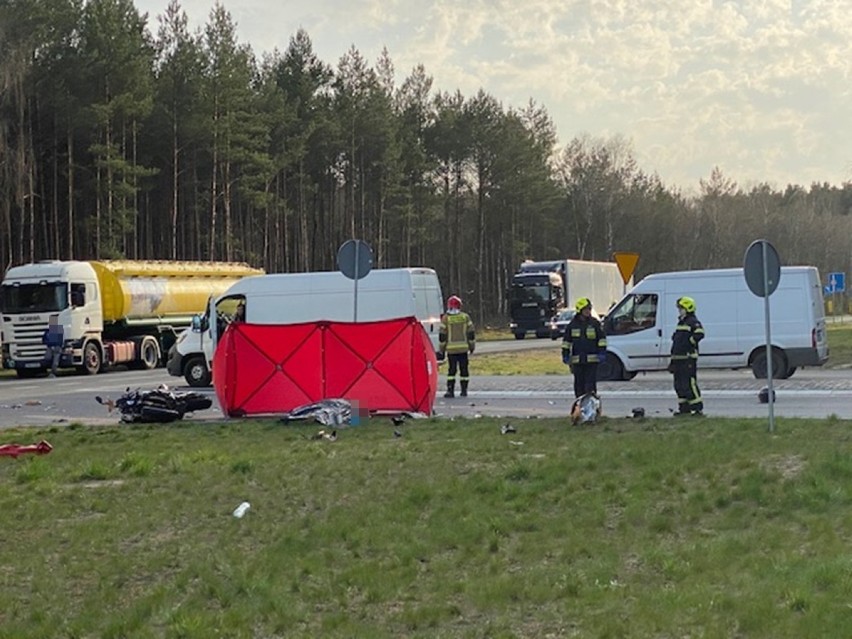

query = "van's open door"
[604,292,667,371]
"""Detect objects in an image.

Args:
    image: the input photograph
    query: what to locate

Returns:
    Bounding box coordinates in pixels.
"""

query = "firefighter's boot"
[460,380,469,397]
[444,381,455,398]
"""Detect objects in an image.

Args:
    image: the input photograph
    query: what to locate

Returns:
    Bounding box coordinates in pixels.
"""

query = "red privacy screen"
[213,317,438,417]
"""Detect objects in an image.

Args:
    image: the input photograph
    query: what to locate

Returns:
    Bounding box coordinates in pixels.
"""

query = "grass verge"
[2,417,852,637]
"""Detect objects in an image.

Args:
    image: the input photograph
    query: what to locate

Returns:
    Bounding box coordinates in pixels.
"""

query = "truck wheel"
[184,356,211,387]
[138,337,160,370]
[751,349,786,379]
[78,341,102,375]
[597,355,625,382]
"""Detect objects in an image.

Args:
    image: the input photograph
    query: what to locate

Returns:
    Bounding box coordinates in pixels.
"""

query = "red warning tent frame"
[213,317,438,417]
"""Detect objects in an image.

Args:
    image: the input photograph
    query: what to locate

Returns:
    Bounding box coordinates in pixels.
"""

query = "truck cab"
[1,261,103,376]
[508,271,565,339]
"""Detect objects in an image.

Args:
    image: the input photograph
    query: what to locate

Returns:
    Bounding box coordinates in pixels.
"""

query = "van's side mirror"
[191,315,202,332]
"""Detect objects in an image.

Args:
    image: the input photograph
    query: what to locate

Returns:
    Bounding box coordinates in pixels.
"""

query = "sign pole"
[743,239,781,434]
[762,242,775,433]
[353,242,360,322]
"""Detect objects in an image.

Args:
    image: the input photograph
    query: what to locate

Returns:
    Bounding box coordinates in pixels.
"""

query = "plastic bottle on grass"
[233,501,251,518]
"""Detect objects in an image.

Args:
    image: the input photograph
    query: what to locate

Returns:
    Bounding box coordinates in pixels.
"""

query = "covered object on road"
[213,318,438,417]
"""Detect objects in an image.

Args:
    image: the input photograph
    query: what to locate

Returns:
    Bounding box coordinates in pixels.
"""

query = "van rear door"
[809,268,829,362]
[410,270,443,353]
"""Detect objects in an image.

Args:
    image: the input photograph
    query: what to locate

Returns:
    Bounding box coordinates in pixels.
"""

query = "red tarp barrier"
[213,317,438,417]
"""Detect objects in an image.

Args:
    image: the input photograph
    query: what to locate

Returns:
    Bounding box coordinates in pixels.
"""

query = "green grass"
[826,322,852,367]
[3,417,852,637]
[474,347,564,376]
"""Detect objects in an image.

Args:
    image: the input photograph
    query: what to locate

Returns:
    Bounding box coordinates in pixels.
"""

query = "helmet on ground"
[447,295,462,310]
[575,297,592,313]
[677,296,696,313]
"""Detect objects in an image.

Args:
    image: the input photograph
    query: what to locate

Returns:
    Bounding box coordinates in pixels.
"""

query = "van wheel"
[751,349,786,379]
[780,366,796,379]
[597,355,625,381]
[184,355,211,387]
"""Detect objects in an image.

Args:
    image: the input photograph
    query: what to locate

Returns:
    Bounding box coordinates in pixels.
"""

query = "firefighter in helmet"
[438,295,476,398]
[562,297,607,398]
[670,296,705,415]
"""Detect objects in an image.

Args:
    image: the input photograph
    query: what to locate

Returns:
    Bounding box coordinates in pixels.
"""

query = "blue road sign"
[827,272,846,294]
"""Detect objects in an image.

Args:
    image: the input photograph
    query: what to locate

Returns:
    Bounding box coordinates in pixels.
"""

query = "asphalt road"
[437,369,852,422]
[0,341,850,429]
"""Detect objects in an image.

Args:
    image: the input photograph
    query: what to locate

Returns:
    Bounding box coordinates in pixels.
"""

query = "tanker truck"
[0,260,263,377]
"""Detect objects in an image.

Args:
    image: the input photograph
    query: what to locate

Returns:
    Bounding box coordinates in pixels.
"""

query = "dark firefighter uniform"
[562,298,607,398]
[439,295,476,398]
[670,296,705,415]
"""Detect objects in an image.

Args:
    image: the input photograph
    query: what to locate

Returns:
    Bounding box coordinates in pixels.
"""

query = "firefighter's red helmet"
[447,295,462,310]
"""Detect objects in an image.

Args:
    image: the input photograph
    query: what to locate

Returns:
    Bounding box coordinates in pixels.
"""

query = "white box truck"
[167,267,444,386]
[598,266,829,380]
[508,259,626,339]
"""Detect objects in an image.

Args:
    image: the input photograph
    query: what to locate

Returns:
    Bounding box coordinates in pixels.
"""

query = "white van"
[167,267,444,386]
[599,267,828,380]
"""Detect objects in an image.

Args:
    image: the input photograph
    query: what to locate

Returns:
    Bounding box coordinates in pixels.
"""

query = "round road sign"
[337,239,373,280]
[743,240,781,297]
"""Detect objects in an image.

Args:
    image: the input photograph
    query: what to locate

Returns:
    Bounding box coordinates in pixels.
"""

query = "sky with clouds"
[134,0,852,193]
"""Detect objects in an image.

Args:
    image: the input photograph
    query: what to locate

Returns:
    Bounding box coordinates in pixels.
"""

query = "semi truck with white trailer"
[167,267,444,386]
[508,259,626,339]
[0,260,262,377]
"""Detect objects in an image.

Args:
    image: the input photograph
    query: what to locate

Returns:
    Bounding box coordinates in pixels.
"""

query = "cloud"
[135,0,852,188]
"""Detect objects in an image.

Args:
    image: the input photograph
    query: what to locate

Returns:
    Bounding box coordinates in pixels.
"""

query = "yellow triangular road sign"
[613,252,640,285]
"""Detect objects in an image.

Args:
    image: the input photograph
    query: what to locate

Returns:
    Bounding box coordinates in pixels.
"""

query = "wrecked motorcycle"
[96,385,212,423]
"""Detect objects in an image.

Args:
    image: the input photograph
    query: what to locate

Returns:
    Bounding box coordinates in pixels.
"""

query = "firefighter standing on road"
[562,298,607,398]
[438,295,476,398]
[670,296,705,415]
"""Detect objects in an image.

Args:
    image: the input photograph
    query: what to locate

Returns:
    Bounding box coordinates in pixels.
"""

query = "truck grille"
[514,307,543,321]
[7,320,49,361]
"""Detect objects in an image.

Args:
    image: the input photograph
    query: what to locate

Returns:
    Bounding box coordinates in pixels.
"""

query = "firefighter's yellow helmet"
[575,297,592,313]
[677,296,696,313]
